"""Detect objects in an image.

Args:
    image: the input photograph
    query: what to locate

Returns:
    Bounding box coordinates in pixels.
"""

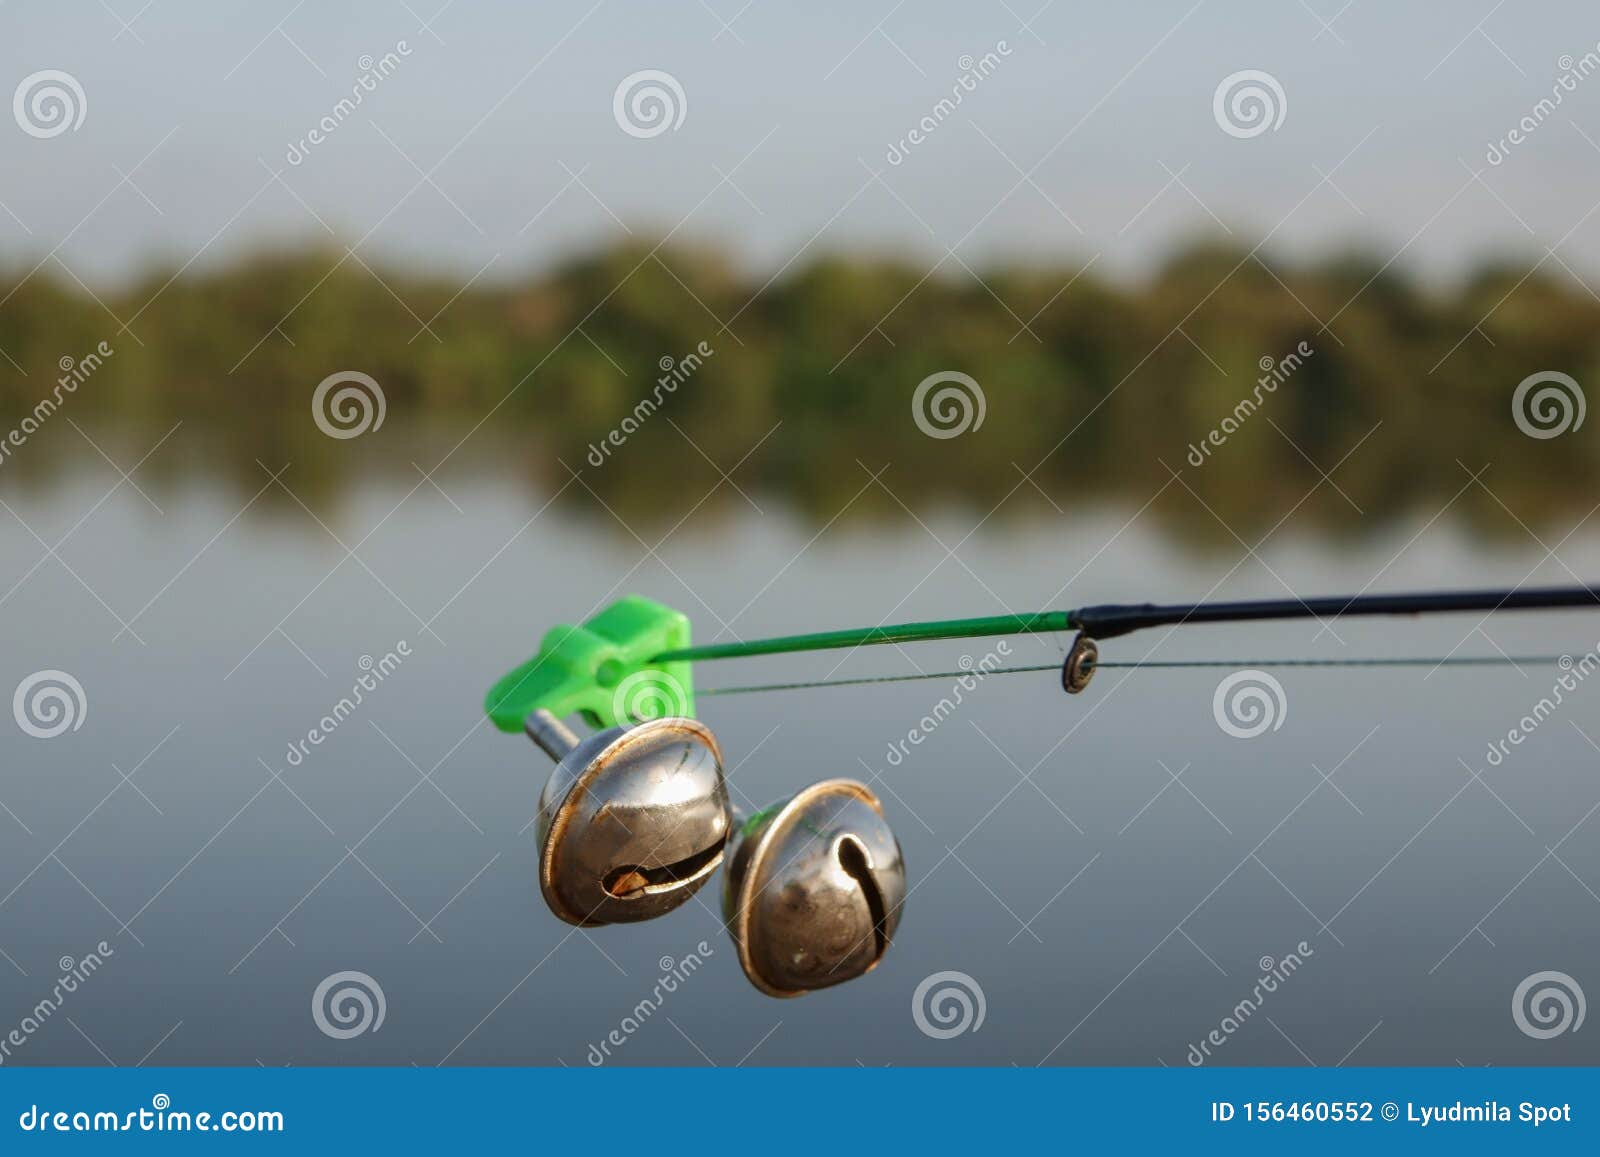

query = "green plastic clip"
[484,596,695,732]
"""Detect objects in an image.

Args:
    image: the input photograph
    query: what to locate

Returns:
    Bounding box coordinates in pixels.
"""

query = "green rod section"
[651,610,1075,663]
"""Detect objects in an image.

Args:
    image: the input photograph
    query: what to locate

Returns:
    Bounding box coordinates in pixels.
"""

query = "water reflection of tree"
[1,239,1595,545]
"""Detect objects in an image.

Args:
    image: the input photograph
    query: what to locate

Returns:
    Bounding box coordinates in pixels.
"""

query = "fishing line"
[697,655,1575,697]
[487,584,1600,997]
[486,583,1600,733]
[654,585,1600,664]
[650,584,1600,700]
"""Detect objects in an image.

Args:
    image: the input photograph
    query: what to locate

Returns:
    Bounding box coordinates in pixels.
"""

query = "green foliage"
[1,239,1596,543]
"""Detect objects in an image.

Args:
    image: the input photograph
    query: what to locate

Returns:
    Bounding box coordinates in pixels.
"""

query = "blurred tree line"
[1,239,1596,543]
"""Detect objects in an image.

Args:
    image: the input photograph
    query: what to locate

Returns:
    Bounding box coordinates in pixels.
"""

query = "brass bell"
[722,779,905,997]
[526,708,731,927]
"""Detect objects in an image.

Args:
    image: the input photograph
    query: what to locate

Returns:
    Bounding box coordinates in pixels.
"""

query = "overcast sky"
[5,1,1600,287]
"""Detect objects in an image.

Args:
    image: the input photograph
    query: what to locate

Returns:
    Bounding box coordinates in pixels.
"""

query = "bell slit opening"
[837,835,889,961]
[601,840,724,899]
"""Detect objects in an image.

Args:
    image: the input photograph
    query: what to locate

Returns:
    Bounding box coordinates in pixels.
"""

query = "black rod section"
[1068,584,1600,640]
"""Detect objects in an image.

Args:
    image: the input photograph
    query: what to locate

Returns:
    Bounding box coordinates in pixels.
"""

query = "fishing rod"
[488,585,1600,732]
[482,583,1600,997]
[648,583,1600,696]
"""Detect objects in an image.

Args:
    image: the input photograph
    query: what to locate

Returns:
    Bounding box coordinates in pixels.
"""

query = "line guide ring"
[1062,632,1098,695]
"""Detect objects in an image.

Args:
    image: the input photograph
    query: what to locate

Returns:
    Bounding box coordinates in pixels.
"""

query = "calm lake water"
[2,454,1598,1066]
